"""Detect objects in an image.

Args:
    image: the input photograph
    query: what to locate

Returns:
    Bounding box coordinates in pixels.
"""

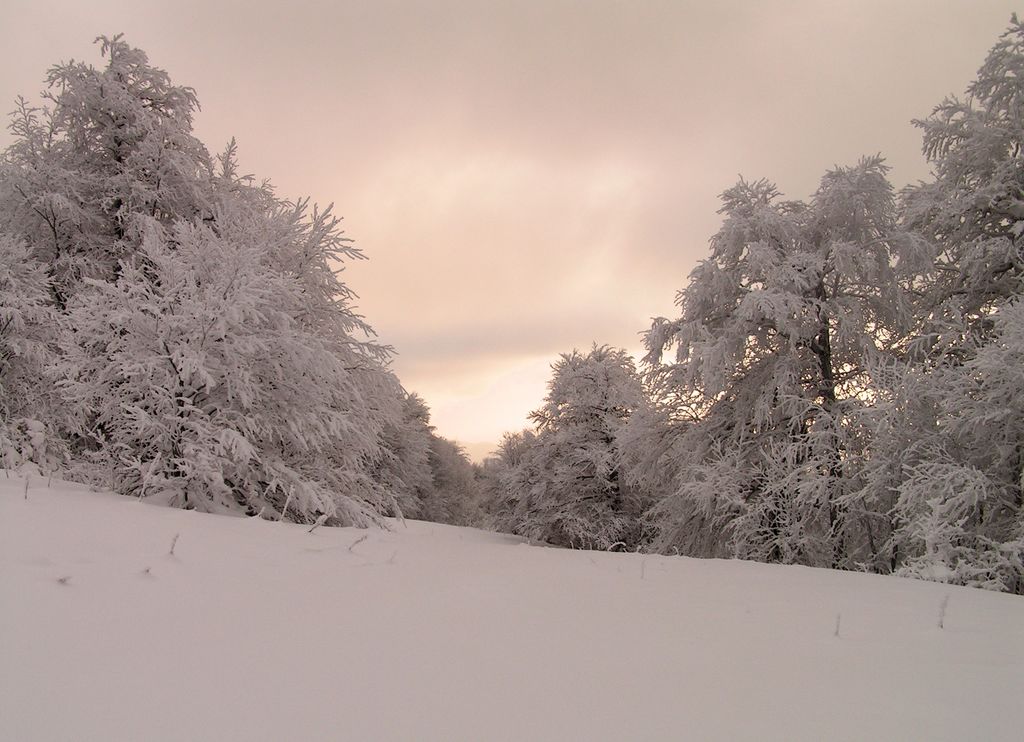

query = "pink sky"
[1,0,1017,458]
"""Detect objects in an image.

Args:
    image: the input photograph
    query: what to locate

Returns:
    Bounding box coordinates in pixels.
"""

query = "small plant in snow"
[938,595,950,629]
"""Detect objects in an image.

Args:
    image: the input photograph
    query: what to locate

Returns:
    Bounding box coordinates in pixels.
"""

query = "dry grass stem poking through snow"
[939,595,950,629]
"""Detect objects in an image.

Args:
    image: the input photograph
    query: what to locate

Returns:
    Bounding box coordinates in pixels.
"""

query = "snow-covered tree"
[0,36,213,309]
[0,235,68,471]
[868,17,1024,592]
[372,392,483,525]
[485,346,647,549]
[59,189,398,523]
[427,436,481,526]
[529,345,647,548]
[478,430,540,536]
[2,36,400,525]
[374,391,436,519]
[869,319,1024,592]
[645,158,915,567]
[903,15,1024,357]
[617,369,695,546]
[909,16,1019,313]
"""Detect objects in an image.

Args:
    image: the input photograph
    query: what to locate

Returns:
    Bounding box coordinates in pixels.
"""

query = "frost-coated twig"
[834,613,841,638]
[307,513,329,533]
[348,534,368,552]
[607,541,626,552]
[938,595,950,629]
[24,475,30,500]
[168,532,180,556]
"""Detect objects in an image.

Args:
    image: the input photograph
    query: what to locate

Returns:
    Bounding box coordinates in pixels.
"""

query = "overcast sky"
[1,0,1017,457]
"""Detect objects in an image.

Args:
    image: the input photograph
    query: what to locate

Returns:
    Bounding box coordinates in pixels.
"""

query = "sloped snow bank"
[2,474,1022,741]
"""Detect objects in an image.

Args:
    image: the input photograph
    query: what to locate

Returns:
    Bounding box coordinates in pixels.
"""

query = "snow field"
[2,474,1022,741]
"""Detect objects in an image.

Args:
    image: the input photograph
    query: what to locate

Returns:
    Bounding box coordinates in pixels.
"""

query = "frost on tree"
[427,436,482,526]
[371,391,482,526]
[903,15,1024,354]
[374,391,436,520]
[644,159,916,568]
[1,36,213,310]
[486,346,648,549]
[479,430,541,537]
[869,17,1024,592]
[0,235,68,471]
[60,193,398,523]
[0,36,399,525]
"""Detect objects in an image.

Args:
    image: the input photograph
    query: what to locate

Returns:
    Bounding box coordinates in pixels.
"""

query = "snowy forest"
[2,19,1023,596]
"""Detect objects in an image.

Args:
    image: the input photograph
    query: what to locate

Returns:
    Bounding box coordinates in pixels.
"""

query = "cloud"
[344,143,674,345]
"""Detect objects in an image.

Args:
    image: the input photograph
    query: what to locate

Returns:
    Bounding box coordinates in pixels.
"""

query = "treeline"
[3,24,1022,594]
[478,19,1024,594]
[0,36,477,528]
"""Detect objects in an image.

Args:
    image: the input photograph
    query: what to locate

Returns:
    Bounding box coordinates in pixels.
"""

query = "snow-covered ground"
[2,474,1021,741]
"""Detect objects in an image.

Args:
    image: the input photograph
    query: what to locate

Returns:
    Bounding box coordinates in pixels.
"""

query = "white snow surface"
[2,474,1022,742]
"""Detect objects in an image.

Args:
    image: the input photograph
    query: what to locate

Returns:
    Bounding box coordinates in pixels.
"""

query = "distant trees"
[481,345,648,549]
[427,436,482,526]
[375,390,481,525]
[479,429,543,538]
[376,392,436,520]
